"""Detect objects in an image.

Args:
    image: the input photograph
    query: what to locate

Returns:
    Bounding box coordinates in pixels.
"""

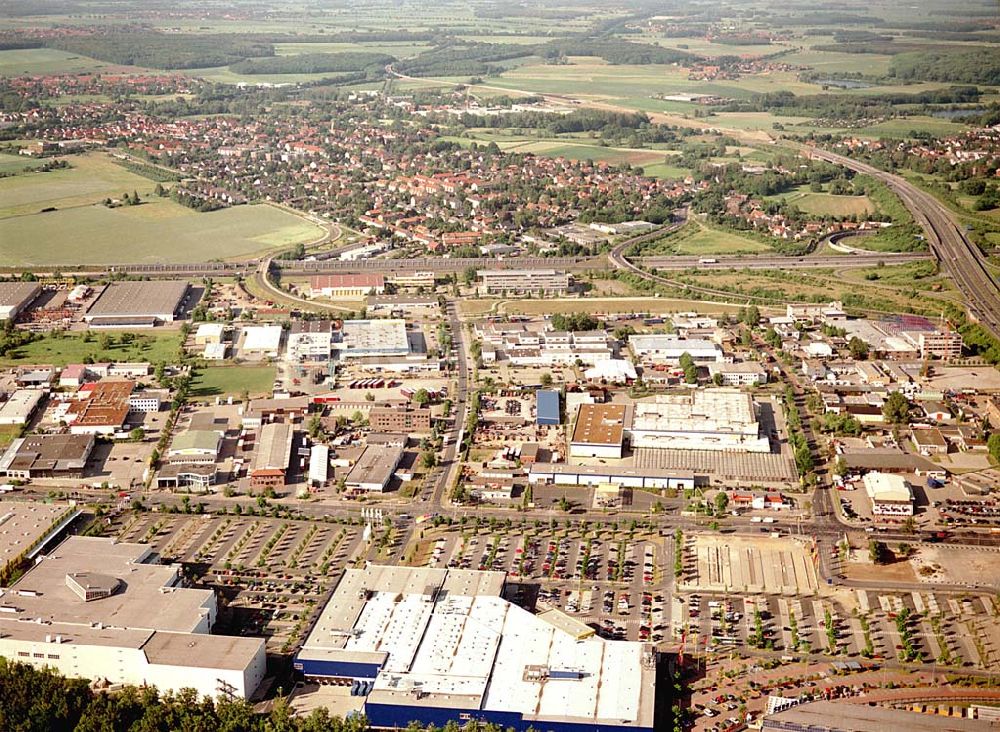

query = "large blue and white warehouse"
[294,565,656,732]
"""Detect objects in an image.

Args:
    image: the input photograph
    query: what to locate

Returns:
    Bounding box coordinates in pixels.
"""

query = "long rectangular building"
[478,269,570,296]
[0,282,41,322]
[84,280,189,325]
[629,390,770,453]
[294,565,655,732]
[249,422,294,488]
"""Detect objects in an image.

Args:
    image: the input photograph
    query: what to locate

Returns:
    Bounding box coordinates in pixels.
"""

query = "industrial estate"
[3,0,1000,731]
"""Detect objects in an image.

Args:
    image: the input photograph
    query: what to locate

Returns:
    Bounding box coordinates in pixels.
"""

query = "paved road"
[806,146,1000,339]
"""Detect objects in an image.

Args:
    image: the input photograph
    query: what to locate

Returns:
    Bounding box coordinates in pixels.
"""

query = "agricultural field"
[766,185,876,217]
[0,153,325,265]
[0,153,43,175]
[190,366,276,399]
[0,199,325,266]
[0,153,164,218]
[0,331,182,368]
[644,221,773,256]
[0,48,142,76]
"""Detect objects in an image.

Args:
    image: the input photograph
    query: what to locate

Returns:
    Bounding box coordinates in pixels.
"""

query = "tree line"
[230,52,395,76]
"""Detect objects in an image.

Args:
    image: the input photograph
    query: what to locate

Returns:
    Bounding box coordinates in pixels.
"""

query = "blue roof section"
[536,390,560,425]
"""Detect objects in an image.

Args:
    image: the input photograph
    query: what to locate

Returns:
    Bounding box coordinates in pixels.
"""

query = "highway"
[806,146,1000,338]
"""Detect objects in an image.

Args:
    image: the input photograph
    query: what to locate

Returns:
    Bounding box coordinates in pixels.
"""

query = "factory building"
[310,274,385,298]
[478,269,570,297]
[863,472,914,516]
[529,463,697,491]
[287,320,334,362]
[294,565,656,732]
[0,434,94,479]
[629,336,724,364]
[240,325,284,358]
[629,390,770,453]
[0,282,41,322]
[0,536,265,700]
[66,380,134,435]
[249,423,294,489]
[569,403,629,459]
[84,281,189,327]
[338,319,410,358]
[536,390,561,426]
[0,389,44,426]
[344,444,404,492]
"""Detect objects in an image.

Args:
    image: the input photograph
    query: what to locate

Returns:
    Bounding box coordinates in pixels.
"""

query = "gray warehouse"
[84,281,191,326]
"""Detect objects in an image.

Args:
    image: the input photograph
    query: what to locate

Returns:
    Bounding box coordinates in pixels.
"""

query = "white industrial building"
[584,359,637,384]
[240,325,283,358]
[338,319,410,358]
[629,390,770,452]
[308,443,329,487]
[0,536,265,700]
[629,336,724,364]
[863,472,914,516]
[294,565,656,732]
[708,361,768,386]
[0,389,44,425]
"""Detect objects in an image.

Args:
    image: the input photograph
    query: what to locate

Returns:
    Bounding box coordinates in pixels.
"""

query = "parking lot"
[109,512,368,651]
[670,579,1000,675]
[409,523,668,644]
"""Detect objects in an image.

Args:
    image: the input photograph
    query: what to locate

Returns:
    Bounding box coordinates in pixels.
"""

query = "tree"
[420,450,437,469]
[129,427,144,443]
[989,433,1000,464]
[540,372,553,388]
[741,305,760,327]
[714,491,729,517]
[307,415,325,440]
[412,388,431,407]
[848,336,869,360]
[882,391,910,424]
[462,266,477,286]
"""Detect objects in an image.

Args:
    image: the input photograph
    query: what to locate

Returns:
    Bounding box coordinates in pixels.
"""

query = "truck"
[698,257,718,265]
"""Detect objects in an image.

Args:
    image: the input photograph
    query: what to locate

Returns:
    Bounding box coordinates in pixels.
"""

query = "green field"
[647,221,773,256]
[444,131,687,175]
[0,199,325,265]
[0,153,160,218]
[0,153,43,175]
[0,331,182,367]
[766,185,876,217]
[0,152,325,265]
[0,48,141,76]
[190,365,275,398]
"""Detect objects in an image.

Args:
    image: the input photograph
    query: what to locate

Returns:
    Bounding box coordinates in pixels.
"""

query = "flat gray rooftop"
[0,501,80,569]
[0,281,41,309]
[87,280,188,318]
[7,536,214,633]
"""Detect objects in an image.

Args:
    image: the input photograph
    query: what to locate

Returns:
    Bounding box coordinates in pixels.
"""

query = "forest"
[889,48,1000,86]
[48,34,275,70]
[230,52,395,75]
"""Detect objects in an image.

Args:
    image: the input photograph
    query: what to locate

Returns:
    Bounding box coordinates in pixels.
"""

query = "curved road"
[806,146,1000,338]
